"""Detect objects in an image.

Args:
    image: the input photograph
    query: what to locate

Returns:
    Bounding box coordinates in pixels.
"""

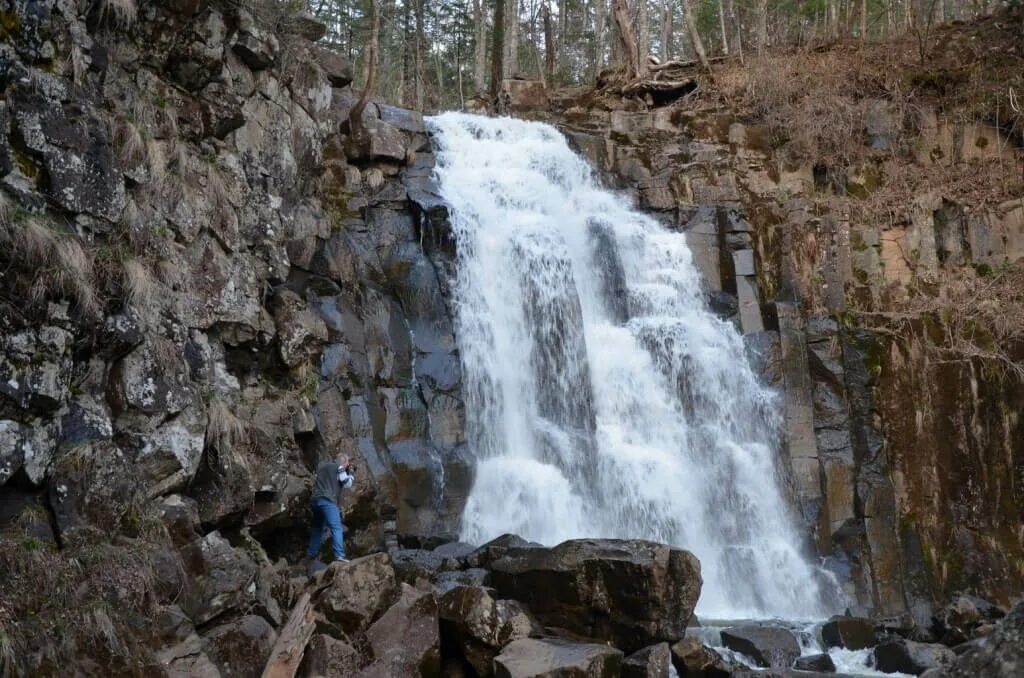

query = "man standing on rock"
[306,454,356,570]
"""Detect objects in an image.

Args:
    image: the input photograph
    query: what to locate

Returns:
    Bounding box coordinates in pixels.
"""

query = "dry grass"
[206,397,249,453]
[93,0,137,29]
[121,258,158,310]
[112,119,148,169]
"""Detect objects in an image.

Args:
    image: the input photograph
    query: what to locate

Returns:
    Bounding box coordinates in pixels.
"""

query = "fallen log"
[261,591,316,678]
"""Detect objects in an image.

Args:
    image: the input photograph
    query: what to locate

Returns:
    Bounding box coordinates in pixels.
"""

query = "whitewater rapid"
[427,112,842,619]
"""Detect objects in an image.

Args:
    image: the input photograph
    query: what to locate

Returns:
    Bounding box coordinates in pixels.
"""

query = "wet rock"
[489,539,702,653]
[873,638,956,675]
[932,594,1006,646]
[669,636,740,676]
[793,653,836,671]
[438,585,540,676]
[494,637,623,678]
[391,548,447,584]
[821,616,877,650]
[623,642,672,678]
[301,633,363,676]
[708,290,739,319]
[202,615,277,678]
[464,533,543,569]
[272,290,328,367]
[363,583,441,676]
[434,568,490,593]
[315,553,400,635]
[937,600,1024,677]
[720,625,801,669]
[178,531,258,625]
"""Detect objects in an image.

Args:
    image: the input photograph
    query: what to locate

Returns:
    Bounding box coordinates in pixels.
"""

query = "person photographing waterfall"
[306,454,356,571]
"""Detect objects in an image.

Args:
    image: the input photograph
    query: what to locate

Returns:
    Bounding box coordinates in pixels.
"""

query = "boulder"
[438,585,540,676]
[489,539,701,653]
[669,636,739,676]
[821,616,877,651]
[346,118,407,162]
[391,548,447,584]
[937,600,1024,677]
[873,638,956,675]
[363,583,441,676]
[434,568,490,593]
[155,633,222,678]
[720,625,801,669]
[178,531,258,625]
[314,553,400,635]
[300,634,363,676]
[793,653,836,672]
[312,46,353,87]
[500,79,549,112]
[493,638,623,678]
[623,642,672,678]
[271,290,328,367]
[932,594,1006,646]
[202,615,277,678]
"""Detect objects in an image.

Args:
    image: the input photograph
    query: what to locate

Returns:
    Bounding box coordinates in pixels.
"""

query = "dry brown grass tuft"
[94,0,136,28]
[122,258,158,310]
[206,397,249,453]
[112,119,148,169]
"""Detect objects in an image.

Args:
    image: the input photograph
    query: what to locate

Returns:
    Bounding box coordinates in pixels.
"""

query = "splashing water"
[427,112,841,619]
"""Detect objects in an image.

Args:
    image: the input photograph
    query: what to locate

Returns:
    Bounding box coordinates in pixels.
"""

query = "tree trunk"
[860,0,867,38]
[717,0,729,55]
[682,0,712,74]
[558,0,569,78]
[491,0,505,99]
[414,0,425,110]
[729,0,743,60]
[473,0,487,92]
[828,0,838,37]
[756,0,768,52]
[638,0,650,63]
[659,0,672,59]
[543,1,556,82]
[611,0,641,77]
[505,0,520,77]
[594,0,606,76]
[261,593,316,678]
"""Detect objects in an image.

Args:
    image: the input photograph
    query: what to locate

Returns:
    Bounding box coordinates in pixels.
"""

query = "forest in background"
[306,0,1020,111]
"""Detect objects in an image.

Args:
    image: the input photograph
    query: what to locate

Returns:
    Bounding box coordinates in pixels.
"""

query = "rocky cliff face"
[544,14,1023,625]
[0,0,472,667]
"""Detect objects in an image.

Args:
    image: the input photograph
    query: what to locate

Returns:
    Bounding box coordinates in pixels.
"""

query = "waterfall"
[427,112,841,620]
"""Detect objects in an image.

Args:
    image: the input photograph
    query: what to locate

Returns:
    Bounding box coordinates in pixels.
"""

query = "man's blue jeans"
[307,498,346,560]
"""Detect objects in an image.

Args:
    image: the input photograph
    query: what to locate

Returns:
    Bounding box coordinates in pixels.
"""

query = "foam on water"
[428,112,844,619]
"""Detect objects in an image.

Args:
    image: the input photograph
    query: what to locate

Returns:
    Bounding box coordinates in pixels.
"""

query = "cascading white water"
[427,112,841,620]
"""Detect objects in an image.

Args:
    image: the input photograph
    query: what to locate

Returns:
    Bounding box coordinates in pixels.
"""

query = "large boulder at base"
[177,531,258,625]
[314,553,400,635]
[925,600,1024,677]
[155,633,222,678]
[300,634,363,676]
[361,583,441,676]
[670,636,741,676]
[493,638,623,678]
[438,585,541,676]
[622,642,672,678]
[201,615,277,678]
[821,616,877,650]
[489,539,701,653]
[793,653,837,672]
[720,625,801,669]
[873,638,956,675]
[931,594,1006,646]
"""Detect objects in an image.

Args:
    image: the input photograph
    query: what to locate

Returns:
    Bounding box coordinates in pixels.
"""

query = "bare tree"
[414,0,425,110]
[350,0,379,132]
[491,0,505,98]
[755,0,768,52]
[543,0,556,82]
[860,0,868,38]
[612,0,641,77]
[659,0,672,59]
[473,0,487,92]
[594,0,607,76]
[682,0,712,74]
[506,0,520,77]
[717,0,729,55]
[638,0,650,63]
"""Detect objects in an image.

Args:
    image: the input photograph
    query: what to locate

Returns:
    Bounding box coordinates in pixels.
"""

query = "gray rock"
[202,615,277,678]
[793,653,836,671]
[232,28,278,70]
[494,638,623,678]
[271,290,328,367]
[363,583,441,676]
[822,616,877,651]
[301,634,364,675]
[178,531,258,626]
[670,635,740,676]
[720,625,801,669]
[346,118,407,162]
[109,336,193,416]
[314,553,400,635]
[489,539,702,653]
[623,642,672,678]
[873,638,956,675]
[312,46,353,87]
[932,594,1006,646]
[438,585,540,676]
[938,600,1024,677]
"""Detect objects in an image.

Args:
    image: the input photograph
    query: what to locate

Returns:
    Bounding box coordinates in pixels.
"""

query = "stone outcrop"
[488,538,702,653]
[493,637,624,678]
[933,600,1024,678]
[719,626,801,669]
